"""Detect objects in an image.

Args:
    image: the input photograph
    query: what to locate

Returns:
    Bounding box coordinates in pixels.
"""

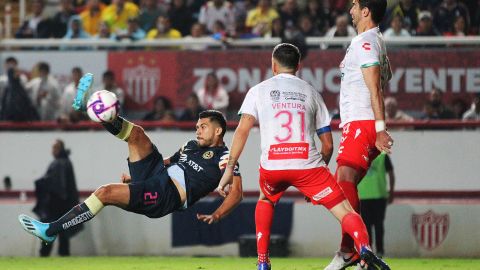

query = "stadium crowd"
[11,0,480,42]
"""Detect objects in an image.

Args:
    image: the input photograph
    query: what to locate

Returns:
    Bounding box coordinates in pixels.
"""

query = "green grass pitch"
[1,257,480,270]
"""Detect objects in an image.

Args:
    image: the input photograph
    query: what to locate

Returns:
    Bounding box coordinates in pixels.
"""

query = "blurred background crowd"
[0,0,479,124]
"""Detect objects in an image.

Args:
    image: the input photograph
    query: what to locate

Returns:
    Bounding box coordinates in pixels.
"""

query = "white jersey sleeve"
[238,86,258,119]
[313,90,331,132]
[354,35,381,68]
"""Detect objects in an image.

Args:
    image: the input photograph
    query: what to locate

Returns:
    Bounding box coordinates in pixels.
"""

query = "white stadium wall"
[1,200,479,257]
[1,130,479,191]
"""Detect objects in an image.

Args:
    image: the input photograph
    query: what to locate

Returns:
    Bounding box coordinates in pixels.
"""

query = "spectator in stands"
[195,72,229,114]
[383,14,411,38]
[15,0,50,38]
[3,176,12,191]
[298,14,321,37]
[102,0,139,34]
[384,0,419,33]
[168,0,194,36]
[462,93,480,120]
[322,14,356,49]
[113,17,146,41]
[102,70,125,108]
[326,0,350,25]
[199,0,235,36]
[302,0,330,36]
[146,16,182,39]
[143,96,173,121]
[0,59,39,122]
[138,0,164,32]
[245,0,280,37]
[59,67,87,124]
[385,97,414,122]
[64,16,90,40]
[25,62,61,121]
[434,0,470,34]
[444,15,467,36]
[0,57,28,98]
[80,0,106,36]
[96,21,112,38]
[32,139,80,257]
[427,88,454,119]
[211,20,229,42]
[414,11,441,36]
[265,17,284,37]
[279,0,300,31]
[450,98,468,119]
[179,93,205,121]
[183,23,208,51]
[50,0,77,38]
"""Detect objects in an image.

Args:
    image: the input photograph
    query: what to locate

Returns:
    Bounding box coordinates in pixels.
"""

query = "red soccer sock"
[341,212,371,252]
[339,181,360,251]
[256,200,274,263]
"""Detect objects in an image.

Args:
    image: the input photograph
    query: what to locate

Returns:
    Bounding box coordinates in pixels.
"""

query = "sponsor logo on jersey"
[203,151,214,159]
[283,91,306,102]
[270,90,280,101]
[312,187,333,201]
[268,142,309,160]
[412,210,449,250]
[355,128,361,139]
[362,42,371,51]
[179,153,204,172]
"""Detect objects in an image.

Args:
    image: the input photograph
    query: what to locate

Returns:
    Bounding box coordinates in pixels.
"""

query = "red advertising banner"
[108,49,480,113]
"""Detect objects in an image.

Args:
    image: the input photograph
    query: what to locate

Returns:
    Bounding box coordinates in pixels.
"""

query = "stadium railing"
[1,36,480,49]
[0,119,479,131]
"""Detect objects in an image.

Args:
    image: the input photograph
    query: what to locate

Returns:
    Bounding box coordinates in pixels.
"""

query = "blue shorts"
[126,145,182,218]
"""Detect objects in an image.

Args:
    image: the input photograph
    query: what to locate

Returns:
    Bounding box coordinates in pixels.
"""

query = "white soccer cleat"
[324,250,360,270]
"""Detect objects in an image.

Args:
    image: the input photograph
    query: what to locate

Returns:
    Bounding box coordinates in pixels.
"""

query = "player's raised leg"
[72,73,153,162]
[19,183,129,244]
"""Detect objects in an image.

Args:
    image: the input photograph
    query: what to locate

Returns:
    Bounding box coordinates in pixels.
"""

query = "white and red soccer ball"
[86,90,119,123]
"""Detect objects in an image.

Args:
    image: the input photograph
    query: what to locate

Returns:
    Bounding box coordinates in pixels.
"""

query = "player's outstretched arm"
[362,66,394,153]
[197,175,243,224]
[217,114,256,196]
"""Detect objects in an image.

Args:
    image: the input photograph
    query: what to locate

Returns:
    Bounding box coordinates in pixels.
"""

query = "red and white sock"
[339,181,360,251]
[256,200,274,263]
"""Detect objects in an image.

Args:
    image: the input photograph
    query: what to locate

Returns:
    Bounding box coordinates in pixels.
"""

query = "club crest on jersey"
[362,42,371,51]
[270,90,281,101]
[203,151,214,159]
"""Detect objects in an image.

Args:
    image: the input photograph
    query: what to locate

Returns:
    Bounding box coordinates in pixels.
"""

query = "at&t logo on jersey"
[179,153,204,172]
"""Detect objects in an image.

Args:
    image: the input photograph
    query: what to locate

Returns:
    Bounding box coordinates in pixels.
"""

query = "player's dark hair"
[72,66,83,74]
[5,57,17,65]
[358,0,387,24]
[272,43,301,70]
[38,62,50,73]
[103,70,115,79]
[199,110,227,137]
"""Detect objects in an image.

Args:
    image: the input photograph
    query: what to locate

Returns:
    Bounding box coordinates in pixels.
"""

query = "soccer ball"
[86,90,119,123]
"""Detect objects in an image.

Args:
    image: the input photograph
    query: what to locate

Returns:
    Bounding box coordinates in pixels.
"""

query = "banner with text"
[107,50,480,112]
